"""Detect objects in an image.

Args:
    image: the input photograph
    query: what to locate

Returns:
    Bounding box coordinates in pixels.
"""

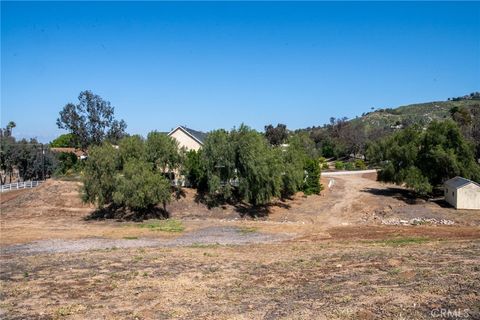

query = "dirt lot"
[1,173,479,319]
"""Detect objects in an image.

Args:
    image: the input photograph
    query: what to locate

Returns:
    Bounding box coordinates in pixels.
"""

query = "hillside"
[350,99,479,131]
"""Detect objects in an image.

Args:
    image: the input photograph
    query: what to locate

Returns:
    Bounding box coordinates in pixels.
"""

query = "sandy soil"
[1,173,479,319]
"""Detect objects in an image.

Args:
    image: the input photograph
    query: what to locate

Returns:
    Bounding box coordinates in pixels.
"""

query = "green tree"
[232,125,283,206]
[113,160,171,212]
[264,123,288,146]
[288,132,318,159]
[12,139,56,181]
[303,158,322,195]
[50,133,77,148]
[279,134,311,197]
[145,131,182,178]
[56,90,127,150]
[119,135,145,165]
[55,152,78,175]
[82,143,120,208]
[371,121,480,195]
[181,149,205,188]
[200,129,236,204]
[0,122,16,184]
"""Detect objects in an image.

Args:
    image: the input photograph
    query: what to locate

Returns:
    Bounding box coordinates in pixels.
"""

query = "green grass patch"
[137,219,185,232]
[123,236,138,240]
[237,226,258,235]
[372,237,430,246]
[189,242,222,248]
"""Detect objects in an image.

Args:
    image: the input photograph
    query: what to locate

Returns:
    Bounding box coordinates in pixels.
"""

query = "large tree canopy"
[50,133,77,148]
[57,90,127,150]
[233,125,283,206]
[264,123,288,146]
[195,125,321,207]
[82,135,173,217]
[368,121,480,195]
[1,122,56,184]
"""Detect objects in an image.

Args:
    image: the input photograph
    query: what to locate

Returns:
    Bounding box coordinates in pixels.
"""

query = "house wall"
[169,129,202,151]
[456,184,480,210]
[444,185,458,208]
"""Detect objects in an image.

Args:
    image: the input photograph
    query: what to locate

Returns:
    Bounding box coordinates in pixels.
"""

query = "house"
[167,126,207,151]
[50,147,87,160]
[444,177,480,210]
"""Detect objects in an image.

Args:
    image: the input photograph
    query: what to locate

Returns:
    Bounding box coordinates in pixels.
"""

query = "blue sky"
[2,1,479,142]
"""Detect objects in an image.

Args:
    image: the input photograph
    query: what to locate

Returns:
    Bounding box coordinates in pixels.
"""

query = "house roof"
[168,126,207,145]
[50,147,86,157]
[444,176,480,189]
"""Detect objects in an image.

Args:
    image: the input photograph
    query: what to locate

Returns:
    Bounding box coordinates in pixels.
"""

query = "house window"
[452,191,454,196]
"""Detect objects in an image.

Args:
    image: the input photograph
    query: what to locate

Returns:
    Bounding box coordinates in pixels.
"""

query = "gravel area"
[1,226,295,256]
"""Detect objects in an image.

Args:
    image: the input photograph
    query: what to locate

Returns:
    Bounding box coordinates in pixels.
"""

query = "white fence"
[1,181,44,193]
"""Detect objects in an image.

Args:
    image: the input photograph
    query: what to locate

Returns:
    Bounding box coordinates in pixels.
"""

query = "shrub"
[354,159,367,170]
[335,161,345,170]
[344,162,355,170]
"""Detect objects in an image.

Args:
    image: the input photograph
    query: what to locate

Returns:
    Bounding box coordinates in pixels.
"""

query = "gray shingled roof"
[179,126,207,144]
[444,176,480,189]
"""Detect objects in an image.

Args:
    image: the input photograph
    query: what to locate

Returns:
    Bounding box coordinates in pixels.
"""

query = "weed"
[372,237,430,247]
[137,219,185,232]
[123,236,138,240]
[238,226,258,235]
[203,252,219,257]
[189,243,221,248]
[388,267,401,276]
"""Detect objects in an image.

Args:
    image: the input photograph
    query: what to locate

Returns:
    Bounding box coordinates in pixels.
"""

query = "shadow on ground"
[361,187,429,205]
[85,205,170,222]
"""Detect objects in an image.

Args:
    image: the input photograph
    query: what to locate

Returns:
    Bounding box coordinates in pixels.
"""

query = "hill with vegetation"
[351,99,480,130]
[295,93,479,159]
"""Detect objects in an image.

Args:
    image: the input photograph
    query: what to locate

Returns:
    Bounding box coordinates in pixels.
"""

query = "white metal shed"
[444,177,480,210]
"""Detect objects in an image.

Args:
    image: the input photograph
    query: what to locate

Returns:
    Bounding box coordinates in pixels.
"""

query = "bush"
[335,161,345,170]
[344,162,355,170]
[354,159,367,170]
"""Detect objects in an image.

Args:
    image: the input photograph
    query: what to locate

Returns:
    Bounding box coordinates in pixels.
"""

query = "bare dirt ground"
[1,173,479,319]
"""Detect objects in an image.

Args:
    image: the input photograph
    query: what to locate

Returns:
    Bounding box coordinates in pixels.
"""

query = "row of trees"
[367,120,480,195]
[185,125,321,207]
[0,122,56,184]
[83,125,322,216]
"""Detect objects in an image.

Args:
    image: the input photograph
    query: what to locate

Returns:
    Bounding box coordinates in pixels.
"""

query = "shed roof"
[444,176,480,189]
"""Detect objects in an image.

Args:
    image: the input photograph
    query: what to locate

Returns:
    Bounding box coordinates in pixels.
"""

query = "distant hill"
[296,96,479,158]
[350,99,479,131]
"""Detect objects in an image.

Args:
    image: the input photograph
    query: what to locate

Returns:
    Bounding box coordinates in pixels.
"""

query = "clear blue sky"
[2,1,479,142]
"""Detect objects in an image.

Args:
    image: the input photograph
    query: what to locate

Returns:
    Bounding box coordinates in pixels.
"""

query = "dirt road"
[1,173,478,249]
[1,174,480,319]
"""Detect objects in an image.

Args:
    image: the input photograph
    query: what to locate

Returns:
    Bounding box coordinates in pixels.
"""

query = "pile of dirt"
[1,180,94,219]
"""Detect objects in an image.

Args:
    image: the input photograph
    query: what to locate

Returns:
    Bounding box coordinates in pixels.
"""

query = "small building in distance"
[444,177,480,210]
[50,147,87,160]
[167,126,207,151]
